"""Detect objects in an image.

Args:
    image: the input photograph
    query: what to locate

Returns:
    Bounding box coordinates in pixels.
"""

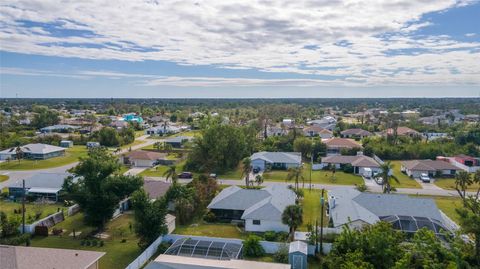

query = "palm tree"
[374,161,399,193]
[242,157,252,188]
[10,145,28,162]
[163,165,178,184]
[287,166,304,191]
[255,174,263,186]
[455,170,473,199]
[282,204,303,240]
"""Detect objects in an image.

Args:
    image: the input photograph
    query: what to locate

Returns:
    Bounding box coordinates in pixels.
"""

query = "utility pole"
[310,138,313,191]
[319,188,325,255]
[22,179,26,234]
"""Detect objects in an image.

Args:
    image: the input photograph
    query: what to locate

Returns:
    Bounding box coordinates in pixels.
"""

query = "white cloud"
[0,0,479,86]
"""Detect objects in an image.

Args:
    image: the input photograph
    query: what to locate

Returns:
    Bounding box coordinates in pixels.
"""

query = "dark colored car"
[178,172,193,179]
[252,167,260,174]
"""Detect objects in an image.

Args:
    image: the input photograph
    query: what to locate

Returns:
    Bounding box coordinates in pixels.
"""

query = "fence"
[67,204,80,216]
[440,210,460,231]
[124,235,164,269]
[372,154,384,165]
[19,211,65,234]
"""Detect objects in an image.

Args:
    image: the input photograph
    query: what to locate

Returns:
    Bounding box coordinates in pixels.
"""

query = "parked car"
[209,173,217,179]
[420,173,431,183]
[252,167,260,174]
[178,172,193,179]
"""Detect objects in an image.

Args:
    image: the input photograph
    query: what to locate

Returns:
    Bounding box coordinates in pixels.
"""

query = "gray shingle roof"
[0,143,65,155]
[402,160,459,171]
[8,173,72,190]
[328,189,444,228]
[250,152,301,164]
[322,155,380,168]
[208,184,296,221]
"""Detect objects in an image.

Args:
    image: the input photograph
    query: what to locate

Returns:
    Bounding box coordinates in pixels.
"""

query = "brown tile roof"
[341,128,372,136]
[322,155,380,168]
[127,150,166,160]
[384,126,419,136]
[144,180,171,199]
[402,160,459,171]
[324,138,362,149]
[0,245,105,269]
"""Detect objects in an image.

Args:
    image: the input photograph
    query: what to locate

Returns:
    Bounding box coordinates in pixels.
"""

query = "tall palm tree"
[163,165,178,184]
[374,161,399,193]
[455,170,473,199]
[10,145,28,162]
[282,204,303,240]
[287,166,304,191]
[242,157,252,188]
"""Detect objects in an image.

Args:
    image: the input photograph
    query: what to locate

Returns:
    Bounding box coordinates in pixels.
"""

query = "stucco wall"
[245,219,289,232]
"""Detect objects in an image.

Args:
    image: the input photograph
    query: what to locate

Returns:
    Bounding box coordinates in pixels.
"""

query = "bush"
[91,240,97,246]
[341,164,354,173]
[121,239,127,243]
[0,234,31,246]
[99,240,104,247]
[85,240,91,246]
[80,240,86,246]
[52,228,63,235]
[355,183,368,192]
[275,232,289,242]
[157,242,171,254]
[264,231,276,241]
[243,235,265,257]
[203,211,216,223]
[273,244,289,263]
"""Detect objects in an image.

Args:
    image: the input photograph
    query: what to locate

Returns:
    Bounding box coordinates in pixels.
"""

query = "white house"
[303,126,333,139]
[207,184,296,232]
[401,159,460,178]
[320,154,382,175]
[0,143,65,160]
[250,152,301,171]
[121,150,166,167]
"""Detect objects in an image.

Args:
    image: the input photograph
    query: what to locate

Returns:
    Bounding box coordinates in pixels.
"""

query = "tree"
[293,137,312,159]
[97,127,120,147]
[163,165,178,184]
[64,148,143,229]
[255,174,263,186]
[374,161,398,193]
[455,169,480,265]
[455,171,472,199]
[31,106,60,129]
[282,204,303,240]
[243,235,265,257]
[131,190,168,248]
[286,166,304,190]
[242,157,252,187]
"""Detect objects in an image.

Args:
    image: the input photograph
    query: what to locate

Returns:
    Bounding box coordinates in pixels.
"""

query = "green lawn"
[117,165,130,175]
[139,160,187,177]
[0,174,9,182]
[120,139,145,150]
[389,161,421,189]
[135,130,145,138]
[31,213,141,269]
[175,223,247,239]
[434,178,480,191]
[0,201,68,224]
[433,196,463,224]
[0,146,87,170]
[262,164,363,186]
[299,189,328,231]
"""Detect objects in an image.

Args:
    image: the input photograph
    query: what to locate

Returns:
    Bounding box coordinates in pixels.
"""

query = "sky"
[0,0,479,98]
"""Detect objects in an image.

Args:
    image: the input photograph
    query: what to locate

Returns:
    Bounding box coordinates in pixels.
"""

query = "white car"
[420,173,431,183]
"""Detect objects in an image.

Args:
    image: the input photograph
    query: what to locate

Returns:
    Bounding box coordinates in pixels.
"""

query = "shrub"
[243,235,265,257]
[80,240,86,246]
[341,164,354,173]
[273,244,289,263]
[99,240,104,247]
[121,239,127,243]
[355,183,368,192]
[91,240,97,246]
[275,232,289,242]
[52,228,63,235]
[157,242,171,254]
[0,234,31,246]
[264,231,276,241]
[85,240,91,246]
[203,211,216,223]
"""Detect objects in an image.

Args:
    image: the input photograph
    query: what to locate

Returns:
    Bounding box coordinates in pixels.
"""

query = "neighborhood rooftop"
[250,151,301,164]
[322,155,380,168]
[402,159,459,171]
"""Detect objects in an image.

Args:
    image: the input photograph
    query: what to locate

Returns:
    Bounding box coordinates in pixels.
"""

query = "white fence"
[440,210,460,231]
[19,211,65,234]
[67,204,80,216]
[125,235,164,269]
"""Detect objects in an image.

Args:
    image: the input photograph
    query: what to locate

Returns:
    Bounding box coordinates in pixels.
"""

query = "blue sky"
[0,0,479,98]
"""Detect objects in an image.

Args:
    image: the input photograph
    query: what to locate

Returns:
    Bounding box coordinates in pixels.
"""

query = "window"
[253,220,261,225]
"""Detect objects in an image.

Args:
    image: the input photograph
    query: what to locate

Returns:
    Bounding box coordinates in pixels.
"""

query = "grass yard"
[0,174,9,182]
[31,213,141,269]
[0,146,87,170]
[121,139,145,150]
[117,165,130,175]
[0,200,68,224]
[299,189,328,231]
[434,178,480,191]
[262,164,363,186]
[175,223,247,239]
[433,196,463,224]
[174,130,201,137]
[135,130,145,138]
[139,160,187,177]
[389,161,421,189]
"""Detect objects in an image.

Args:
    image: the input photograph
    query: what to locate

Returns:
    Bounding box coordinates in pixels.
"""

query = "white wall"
[132,159,155,167]
[245,219,289,232]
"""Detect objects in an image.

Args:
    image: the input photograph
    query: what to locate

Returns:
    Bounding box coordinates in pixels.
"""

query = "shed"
[60,140,73,148]
[289,241,308,269]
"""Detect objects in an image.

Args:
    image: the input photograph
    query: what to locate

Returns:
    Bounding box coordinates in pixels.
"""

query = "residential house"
[401,110,420,118]
[401,159,460,178]
[40,124,79,133]
[60,140,74,148]
[250,151,301,171]
[320,154,381,175]
[145,125,182,136]
[423,132,449,141]
[86,141,100,148]
[164,136,193,148]
[121,150,166,167]
[328,189,452,234]
[340,128,372,139]
[265,126,288,137]
[0,245,105,269]
[383,126,420,138]
[303,126,333,139]
[0,143,65,160]
[437,155,480,173]
[208,184,296,232]
[307,116,337,131]
[324,138,362,156]
[7,173,72,202]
